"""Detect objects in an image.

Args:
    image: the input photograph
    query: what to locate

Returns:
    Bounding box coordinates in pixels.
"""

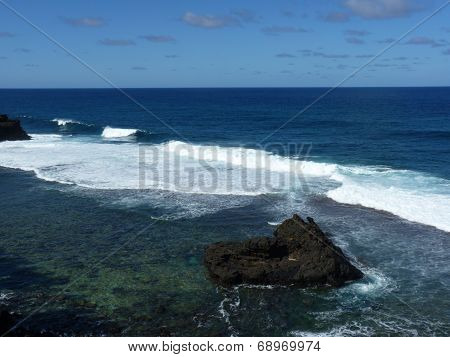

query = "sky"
[0,0,449,88]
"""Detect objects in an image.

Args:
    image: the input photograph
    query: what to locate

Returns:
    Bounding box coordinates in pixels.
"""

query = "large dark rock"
[0,114,31,141]
[204,214,363,287]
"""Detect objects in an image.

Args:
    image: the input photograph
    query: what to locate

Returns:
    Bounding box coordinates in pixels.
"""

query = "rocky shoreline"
[0,114,31,142]
[204,214,363,287]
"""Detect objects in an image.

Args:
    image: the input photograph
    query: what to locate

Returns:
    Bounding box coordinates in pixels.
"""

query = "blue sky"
[0,0,449,88]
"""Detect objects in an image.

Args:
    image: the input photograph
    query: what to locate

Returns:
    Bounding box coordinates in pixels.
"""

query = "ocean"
[0,87,449,336]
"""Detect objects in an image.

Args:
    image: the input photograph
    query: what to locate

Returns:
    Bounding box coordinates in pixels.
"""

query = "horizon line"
[0,85,449,90]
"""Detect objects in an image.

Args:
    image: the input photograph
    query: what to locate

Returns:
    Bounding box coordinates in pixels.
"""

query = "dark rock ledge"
[204,214,363,287]
[0,114,31,142]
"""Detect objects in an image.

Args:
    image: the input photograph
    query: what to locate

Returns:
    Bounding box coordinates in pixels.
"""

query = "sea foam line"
[0,135,449,231]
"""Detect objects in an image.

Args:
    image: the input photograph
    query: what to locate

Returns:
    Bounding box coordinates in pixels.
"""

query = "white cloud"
[0,31,15,38]
[181,12,237,28]
[345,29,370,36]
[141,35,176,43]
[62,17,105,27]
[346,37,365,44]
[275,53,297,58]
[344,0,417,19]
[323,12,351,22]
[377,38,396,43]
[299,50,350,59]
[405,36,447,47]
[261,26,308,36]
[99,39,135,46]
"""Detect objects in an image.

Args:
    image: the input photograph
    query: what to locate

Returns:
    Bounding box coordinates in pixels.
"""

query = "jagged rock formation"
[0,114,31,141]
[204,214,363,287]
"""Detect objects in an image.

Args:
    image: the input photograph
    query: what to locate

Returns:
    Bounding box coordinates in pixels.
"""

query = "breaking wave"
[326,168,450,232]
[51,118,96,134]
[0,135,449,231]
[101,126,145,139]
[52,118,83,126]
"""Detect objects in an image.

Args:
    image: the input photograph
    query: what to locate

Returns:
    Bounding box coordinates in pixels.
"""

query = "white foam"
[217,287,240,335]
[327,167,450,232]
[0,292,14,301]
[1,135,450,230]
[164,140,336,177]
[52,118,82,126]
[0,136,335,195]
[291,322,374,337]
[338,267,394,297]
[101,126,139,138]
[0,135,291,194]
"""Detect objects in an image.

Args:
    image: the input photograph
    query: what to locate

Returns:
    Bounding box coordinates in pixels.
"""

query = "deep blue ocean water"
[0,88,449,336]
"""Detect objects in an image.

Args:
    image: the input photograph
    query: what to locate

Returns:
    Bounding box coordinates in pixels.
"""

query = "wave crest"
[52,118,95,127]
[51,118,96,134]
[101,126,142,139]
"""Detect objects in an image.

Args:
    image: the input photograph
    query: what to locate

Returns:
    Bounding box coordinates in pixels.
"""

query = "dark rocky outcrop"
[0,114,31,141]
[204,214,363,287]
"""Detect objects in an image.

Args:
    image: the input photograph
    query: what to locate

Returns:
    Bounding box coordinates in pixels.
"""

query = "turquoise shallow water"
[0,88,449,336]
